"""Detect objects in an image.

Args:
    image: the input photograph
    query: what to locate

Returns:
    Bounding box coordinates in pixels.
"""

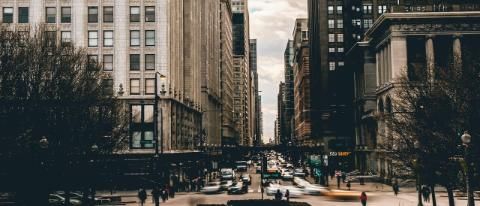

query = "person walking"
[275,189,283,201]
[151,186,161,206]
[422,185,430,203]
[347,180,351,191]
[138,188,147,206]
[161,187,168,203]
[285,189,290,202]
[393,182,399,196]
[360,191,368,206]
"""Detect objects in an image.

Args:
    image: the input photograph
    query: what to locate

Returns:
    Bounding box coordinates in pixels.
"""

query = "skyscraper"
[283,40,295,145]
[249,39,262,146]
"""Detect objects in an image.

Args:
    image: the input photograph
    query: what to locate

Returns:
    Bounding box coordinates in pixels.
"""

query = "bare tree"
[0,27,128,205]
[378,54,480,206]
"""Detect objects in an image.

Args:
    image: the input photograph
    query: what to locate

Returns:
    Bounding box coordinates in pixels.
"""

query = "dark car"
[227,182,248,195]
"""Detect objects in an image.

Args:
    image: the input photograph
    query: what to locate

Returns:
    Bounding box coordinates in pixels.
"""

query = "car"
[282,171,294,180]
[303,185,329,196]
[200,182,222,194]
[293,177,310,188]
[220,180,234,191]
[235,161,248,172]
[266,184,281,196]
[227,182,248,195]
[220,168,235,180]
[286,163,294,168]
[49,194,82,206]
[283,186,304,198]
[293,168,306,177]
[240,174,251,185]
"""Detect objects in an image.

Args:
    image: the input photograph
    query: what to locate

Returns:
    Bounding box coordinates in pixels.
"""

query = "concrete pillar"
[390,36,408,80]
[376,52,381,87]
[425,35,435,83]
[453,34,462,71]
[387,42,391,82]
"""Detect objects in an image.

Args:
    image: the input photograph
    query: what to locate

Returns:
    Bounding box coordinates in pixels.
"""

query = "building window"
[363,19,373,29]
[145,78,155,94]
[130,30,140,46]
[338,61,345,67]
[337,6,343,14]
[2,7,13,23]
[329,62,336,71]
[88,31,98,47]
[328,19,335,29]
[353,19,362,28]
[88,7,98,23]
[378,5,387,14]
[130,79,140,95]
[46,7,56,23]
[130,104,154,149]
[328,6,334,15]
[18,7,28,23]
[61,31,71,44]
[130,6,140,22]
[103,55,113,71]
[329,34,335,42]
[329,47,336,53]
[337,19,343,29]
[45,31,56,47]
[145,6,155,22]
[145,30,155,46]
[301,31,308,40]
[103,6,113,23]
[102,79,114,96]
[87,55,98,70]
[145,54,155,70]
[61,7,71,23]
[363,4,373,14]
[103,30,113,47]
[338,47,344,53]
[130,54,140,70]
[337,34,344,42]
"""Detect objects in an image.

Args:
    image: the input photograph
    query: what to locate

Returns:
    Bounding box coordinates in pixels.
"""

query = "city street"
[99,166,477,206]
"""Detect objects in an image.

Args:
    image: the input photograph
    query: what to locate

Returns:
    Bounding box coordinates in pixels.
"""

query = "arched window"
[385,97,392,114]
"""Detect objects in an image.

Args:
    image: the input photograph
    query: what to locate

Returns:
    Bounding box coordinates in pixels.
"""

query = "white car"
[282,171,294,180]
[266,185,281,196]
[293,177,310,188]
[200,182,222,194]
[303,185,329,196]
[283,186,304,198]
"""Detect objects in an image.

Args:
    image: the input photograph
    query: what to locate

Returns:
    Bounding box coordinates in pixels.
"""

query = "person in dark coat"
[285,189,290,202]
[360,191,367,206]
[161,187,168,202]
[275,189,283,201]
[151,187,161,206]
[138,188,147,206]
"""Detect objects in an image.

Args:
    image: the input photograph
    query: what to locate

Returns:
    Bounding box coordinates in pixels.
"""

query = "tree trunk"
[446,185,455,206]
[431,185,437,206]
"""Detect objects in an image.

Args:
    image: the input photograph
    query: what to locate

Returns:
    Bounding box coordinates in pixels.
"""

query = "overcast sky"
[249,0,307,143]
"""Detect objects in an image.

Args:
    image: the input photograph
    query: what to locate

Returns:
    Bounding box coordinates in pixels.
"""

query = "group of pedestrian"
[421,185,431,203]
[138,184,174,206]
[274,189,290,202]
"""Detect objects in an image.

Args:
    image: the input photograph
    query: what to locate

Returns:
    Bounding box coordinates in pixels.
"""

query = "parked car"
[227,182,247,195]
[49,194,81,206]
[220,168,235,180]
[220,180,234,191]
[200,182,222,194]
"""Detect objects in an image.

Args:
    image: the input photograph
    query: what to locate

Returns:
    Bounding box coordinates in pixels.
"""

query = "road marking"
[248,189,254,193]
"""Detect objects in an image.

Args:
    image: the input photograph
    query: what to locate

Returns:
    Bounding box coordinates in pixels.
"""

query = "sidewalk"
[304,176,414,192]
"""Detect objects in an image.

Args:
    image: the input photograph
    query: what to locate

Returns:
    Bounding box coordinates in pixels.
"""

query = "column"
[390,36,407,80]
[425,35,435,83]
[453,34,462,71]
[387,42,392,82]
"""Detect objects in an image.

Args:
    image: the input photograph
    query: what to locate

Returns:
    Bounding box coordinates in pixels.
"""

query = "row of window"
[352,19,373,29]
[351,5,388,15]
[1,6,155,24]
[328,61,345,71]
[328,33,344,43]
[328,6,343,15]
[130,78,156,95]
[87,54,156,71]
[328,19,343,29]
[87,30,156,47]
[328,47,344,53]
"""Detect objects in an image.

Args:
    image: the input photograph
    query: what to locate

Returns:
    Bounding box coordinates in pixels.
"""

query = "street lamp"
[90,143,99,204]
[461,131,475,206]
[154,72,167,156]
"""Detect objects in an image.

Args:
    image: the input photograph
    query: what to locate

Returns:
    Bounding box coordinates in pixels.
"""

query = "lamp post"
[461,131,475,206]
[38,136,49,206]
[414,140,424,206]
[154,72,167,156]
[90,143,99,204]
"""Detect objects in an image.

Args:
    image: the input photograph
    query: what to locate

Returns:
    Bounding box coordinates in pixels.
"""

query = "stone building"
[249,39,262,146]
[0,0,239,153]
[277,81,286,145]
[347,10,480,180]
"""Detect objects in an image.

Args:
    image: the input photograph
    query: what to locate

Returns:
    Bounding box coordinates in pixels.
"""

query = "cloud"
[249,0,307,143]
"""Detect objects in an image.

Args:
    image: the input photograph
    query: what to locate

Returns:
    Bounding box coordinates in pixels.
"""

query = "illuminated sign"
[329,152,351,157]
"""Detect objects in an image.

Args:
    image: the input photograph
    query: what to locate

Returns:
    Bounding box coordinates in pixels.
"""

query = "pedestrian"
[161,187,168,202]
[393,182,399,196]
[164,184,170,200]
[360,191,367,206]
[151,186,161,206]
[421,185,430,203]
[341,171,346,183]
[138,188,147,206]
[169,184,175,198]
[285,189,290,202]
[275,189,283,201]
[347,180,351,191]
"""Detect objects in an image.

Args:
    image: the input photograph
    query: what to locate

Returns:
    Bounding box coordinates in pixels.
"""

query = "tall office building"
[231,0,252,146]
[277,81,286,145]
[249,39,262,146]
[308,0,354,154]
[283,40,295,145]
[219,0,236,146]
[292,18,312,145]
[0,0,236,153]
